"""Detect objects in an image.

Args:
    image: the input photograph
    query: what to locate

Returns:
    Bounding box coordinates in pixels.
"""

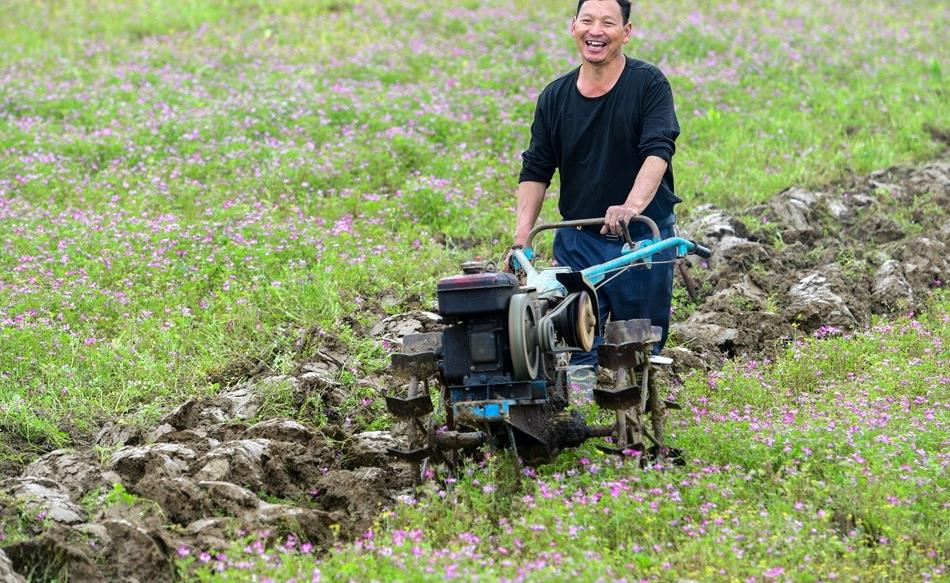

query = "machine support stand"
[506,424,523,487]
[648,370,666,460]
[406,376,422,485]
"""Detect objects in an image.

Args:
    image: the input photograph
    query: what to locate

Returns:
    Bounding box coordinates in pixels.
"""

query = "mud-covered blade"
[592,385,641,410]
[598,341,652,369]
[390,351,438,379]
[385,394,434,418]
[390,332,441,378]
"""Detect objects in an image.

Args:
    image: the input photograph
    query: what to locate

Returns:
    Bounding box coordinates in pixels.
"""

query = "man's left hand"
[600,204,640,236]
[503,245,534,273]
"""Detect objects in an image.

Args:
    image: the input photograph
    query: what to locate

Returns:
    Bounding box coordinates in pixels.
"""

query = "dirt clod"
[0,478,86,525]
[672,157,950,361]
[0,548,26,583]
[22,450,110,500]
[369,310,443,342]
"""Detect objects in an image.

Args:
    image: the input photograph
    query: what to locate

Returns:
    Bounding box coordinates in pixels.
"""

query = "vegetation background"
[0,0,947,580]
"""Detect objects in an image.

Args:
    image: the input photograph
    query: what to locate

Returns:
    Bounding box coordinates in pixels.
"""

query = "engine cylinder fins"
[508,292,541,380]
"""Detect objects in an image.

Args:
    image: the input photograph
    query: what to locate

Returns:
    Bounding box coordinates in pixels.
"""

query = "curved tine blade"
[385,394,434,418]
[604,319,658,345]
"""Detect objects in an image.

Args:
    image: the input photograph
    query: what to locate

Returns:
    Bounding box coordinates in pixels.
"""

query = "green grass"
[0,0,948,577]
[183,294,949,580]
[1,0,946,454]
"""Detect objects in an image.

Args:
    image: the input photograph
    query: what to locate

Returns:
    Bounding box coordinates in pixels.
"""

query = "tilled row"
[0,385,411,581]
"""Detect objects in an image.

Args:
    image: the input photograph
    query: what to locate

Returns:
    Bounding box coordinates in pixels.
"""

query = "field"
[0,0,948,581]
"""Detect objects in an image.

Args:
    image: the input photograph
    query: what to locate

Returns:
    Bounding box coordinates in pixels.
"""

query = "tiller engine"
[386,217,711,478]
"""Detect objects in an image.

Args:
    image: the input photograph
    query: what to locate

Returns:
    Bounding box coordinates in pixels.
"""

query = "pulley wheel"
[574,291,596,352]
[508,293,540,380]
[554,291,597,351]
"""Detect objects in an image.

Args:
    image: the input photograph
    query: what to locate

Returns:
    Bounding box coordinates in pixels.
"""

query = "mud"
[672,159,949,361]
[1,158,947,581]
[0,374,413,581]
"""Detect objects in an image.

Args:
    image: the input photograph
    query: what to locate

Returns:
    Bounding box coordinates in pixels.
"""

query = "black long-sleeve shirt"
[519,57,681,222]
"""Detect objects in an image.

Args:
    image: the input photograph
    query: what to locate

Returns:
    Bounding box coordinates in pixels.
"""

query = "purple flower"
[764,566,785,578]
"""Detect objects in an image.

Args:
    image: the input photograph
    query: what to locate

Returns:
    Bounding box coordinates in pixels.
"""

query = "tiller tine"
[390,332,441,379]
[592,385,641,410]
[431,430,488,450]
[385,394,434,418]
[649,445,686,466]
[597,319,660,370]
[387,446,433,464]
[390,351,438,379]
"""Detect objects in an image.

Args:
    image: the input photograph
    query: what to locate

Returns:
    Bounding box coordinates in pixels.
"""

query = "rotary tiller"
[386,216,711,478]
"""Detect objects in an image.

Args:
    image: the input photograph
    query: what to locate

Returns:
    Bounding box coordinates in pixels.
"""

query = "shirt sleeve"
[638,73,680,163]
[519,91,557,185]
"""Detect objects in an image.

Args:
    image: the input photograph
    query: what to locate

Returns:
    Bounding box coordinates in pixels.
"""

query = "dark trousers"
[553,216,676,365]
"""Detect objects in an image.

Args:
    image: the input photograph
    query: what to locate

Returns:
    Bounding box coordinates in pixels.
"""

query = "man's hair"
[576,0,631,24]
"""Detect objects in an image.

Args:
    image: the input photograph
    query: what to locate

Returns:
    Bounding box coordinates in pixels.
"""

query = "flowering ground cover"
[0,0,948,580]
[1,0,946,458]
[183,300,949,581]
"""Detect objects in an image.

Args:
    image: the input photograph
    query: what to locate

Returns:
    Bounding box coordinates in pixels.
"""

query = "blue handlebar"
[580,237,710,285]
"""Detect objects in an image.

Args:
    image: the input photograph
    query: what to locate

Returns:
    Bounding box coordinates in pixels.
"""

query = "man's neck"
[577,54,626,98]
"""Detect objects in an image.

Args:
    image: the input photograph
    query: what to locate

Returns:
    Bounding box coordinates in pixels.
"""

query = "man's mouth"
[585,40,607,49]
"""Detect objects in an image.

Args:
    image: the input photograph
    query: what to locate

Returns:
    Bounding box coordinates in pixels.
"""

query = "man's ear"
[623,22,632,43]
[569,17,576,34]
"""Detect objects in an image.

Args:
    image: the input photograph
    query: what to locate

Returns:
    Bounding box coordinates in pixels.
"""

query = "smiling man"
[513,0,680,365]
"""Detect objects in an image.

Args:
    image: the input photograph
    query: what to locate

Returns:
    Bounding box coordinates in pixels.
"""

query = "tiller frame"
[386,216,711,481]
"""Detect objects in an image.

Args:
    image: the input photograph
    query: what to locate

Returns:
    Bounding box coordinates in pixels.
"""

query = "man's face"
[571,0,632,66]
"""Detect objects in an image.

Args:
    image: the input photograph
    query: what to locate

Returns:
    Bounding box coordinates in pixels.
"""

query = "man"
[513,0,680,365]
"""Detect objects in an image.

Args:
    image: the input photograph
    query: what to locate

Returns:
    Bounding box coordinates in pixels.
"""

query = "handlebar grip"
[690,241,713,259]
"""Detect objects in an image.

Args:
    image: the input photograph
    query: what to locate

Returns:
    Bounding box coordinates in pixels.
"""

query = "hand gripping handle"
[525,216,660,249]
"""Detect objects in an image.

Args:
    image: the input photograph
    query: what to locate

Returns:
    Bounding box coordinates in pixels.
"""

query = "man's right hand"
[601,204,641,236]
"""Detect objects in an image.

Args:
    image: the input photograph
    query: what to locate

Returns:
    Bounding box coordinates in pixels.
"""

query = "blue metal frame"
[581,237,694,285]
[452,232,707,430]
[453,399,517,422]
[512,236,700,300]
